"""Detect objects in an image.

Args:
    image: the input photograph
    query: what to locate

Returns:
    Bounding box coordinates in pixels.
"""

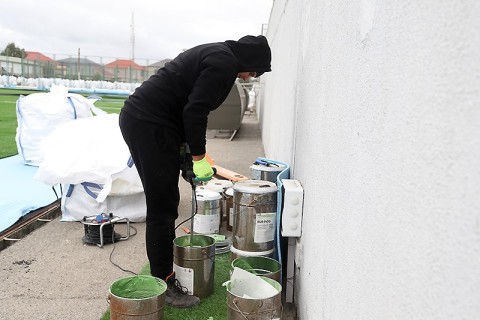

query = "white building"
[260,1,480,319]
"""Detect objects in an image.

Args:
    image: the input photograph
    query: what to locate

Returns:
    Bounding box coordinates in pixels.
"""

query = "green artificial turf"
[0,88,125,159]
[0,91,26,158]
[101,253,231,320]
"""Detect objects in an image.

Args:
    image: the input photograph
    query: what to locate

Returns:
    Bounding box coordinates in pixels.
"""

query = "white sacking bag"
[35,113,146,222]
[15,86,103,166]
[61,181,146,222]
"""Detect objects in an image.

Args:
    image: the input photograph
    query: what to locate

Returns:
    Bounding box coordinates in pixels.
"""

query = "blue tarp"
[0,155,59,233]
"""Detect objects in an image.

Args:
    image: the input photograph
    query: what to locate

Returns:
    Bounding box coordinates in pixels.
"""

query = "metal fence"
[0,54,169,83]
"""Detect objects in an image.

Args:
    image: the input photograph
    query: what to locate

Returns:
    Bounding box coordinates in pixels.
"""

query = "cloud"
[0,0,272,62]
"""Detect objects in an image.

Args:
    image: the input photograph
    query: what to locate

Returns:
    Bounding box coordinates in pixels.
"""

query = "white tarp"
[35,113,146,222]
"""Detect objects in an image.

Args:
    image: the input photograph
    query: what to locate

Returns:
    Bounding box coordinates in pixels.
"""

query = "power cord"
[109,223,138,275]
[175,180,198,231]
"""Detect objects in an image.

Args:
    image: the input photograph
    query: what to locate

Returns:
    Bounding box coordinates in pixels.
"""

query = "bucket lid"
[197,184,224,193]
[250,163,285,172]
[195,190,222,200]
[207,179,233,190]
[233,180,277,194]
[225,187,234,196]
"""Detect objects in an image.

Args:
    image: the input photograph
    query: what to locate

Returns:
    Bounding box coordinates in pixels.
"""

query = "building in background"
[105,59,145,83]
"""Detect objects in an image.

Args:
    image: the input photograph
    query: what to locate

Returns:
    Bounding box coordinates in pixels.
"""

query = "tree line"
[1,42,27,58]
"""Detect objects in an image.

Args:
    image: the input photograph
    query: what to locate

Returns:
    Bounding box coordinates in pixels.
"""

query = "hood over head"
[226,35,271,76]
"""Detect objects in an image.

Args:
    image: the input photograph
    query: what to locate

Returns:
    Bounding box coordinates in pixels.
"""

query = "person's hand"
[193,157,214,180]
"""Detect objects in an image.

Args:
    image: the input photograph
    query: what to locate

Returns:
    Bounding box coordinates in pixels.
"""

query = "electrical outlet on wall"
[281,179,304,237]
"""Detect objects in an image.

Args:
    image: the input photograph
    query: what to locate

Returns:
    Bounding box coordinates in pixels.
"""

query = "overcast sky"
[1,0,272,63]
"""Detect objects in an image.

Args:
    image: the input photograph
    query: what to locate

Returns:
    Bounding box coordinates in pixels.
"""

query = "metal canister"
[225,187,234,231]
[231,256,282,283]
[108,275,167,320]
[250,163,285,183]
[173,235,215,298]
[206,179,234,230]
[232,180,277,253]
[226,276,282,320]
[193,190,221,235]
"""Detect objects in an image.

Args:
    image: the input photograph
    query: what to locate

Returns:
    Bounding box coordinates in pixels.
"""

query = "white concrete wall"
[261,1,480,319]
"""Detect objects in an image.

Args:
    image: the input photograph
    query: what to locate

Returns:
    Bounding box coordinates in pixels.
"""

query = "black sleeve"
[183,53,237,155]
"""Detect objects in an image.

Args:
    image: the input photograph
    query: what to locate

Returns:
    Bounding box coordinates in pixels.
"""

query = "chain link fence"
[0,53,170,83]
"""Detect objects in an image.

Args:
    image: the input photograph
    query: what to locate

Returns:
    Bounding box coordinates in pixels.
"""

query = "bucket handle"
[232,298,283,320]
[106,294,111,305]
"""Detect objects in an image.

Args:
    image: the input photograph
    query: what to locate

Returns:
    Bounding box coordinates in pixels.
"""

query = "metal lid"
[195,190,222,201]
[250,163,286,172]
[233,180,277,194]
[207,179,233,190]
[197,184,224,193]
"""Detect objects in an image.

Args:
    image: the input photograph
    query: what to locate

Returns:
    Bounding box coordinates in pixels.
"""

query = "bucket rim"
[230,246,275,257]
[109,275,167,300]
[233,180,277,194]
[173,234,216,248]
[227,276,282,299]
[250,163,286,172]
[231,256,282,271]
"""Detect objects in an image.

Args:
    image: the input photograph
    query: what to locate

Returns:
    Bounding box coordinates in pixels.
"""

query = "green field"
[0,88,126,159]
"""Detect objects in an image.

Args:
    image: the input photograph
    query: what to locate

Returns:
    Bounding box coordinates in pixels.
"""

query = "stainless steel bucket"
[205,179,233,231]
[231,256,282,283]
[108,275,166,320]
[232,180,277,252]
[193,190,221,235]
[250,163,285,183]
[225,187,234,231]
[227,276,282,320]
[173,235,215,298]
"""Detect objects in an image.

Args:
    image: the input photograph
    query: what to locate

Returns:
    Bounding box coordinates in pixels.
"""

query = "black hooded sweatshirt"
[122,35,271,155]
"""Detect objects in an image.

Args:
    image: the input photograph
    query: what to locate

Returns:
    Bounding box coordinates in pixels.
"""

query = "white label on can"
[254,212,276,243]
[229,208,234,227]
[193,213,220,234]
[173,263,194,295]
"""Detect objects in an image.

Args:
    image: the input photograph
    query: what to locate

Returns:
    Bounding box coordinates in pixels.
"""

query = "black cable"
[109,223,138,275]
[174,180,198,231]
[82,214,139,275]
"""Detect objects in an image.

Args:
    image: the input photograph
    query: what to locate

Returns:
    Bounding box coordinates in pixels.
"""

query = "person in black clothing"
[119,35,272,308]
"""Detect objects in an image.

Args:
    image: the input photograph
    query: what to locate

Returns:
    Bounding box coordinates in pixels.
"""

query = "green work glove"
[193,157,214,180]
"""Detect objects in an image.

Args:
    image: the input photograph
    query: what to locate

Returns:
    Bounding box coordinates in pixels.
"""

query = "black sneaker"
[165,272,200,308]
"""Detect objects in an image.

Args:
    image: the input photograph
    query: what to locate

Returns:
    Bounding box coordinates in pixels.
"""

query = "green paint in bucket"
[231,256,282,282]
[108,275,167,320]
[110,275,167,299]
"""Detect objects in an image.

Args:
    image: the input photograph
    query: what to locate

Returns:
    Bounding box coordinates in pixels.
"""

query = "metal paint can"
[232,180,277,253]
[225,187,234,231]
[173,235,215,298]
[226,276,282,320]
[250,163,285,183]
[231,256,282,283]
[108,275,166,320]
[206,179,234,230]
[193,190,221,235]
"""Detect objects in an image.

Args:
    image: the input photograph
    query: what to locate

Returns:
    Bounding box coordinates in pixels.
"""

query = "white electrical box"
[281,179,304,237]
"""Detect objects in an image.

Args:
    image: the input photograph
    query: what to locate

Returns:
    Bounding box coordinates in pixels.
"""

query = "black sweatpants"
[119,110,181,279]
